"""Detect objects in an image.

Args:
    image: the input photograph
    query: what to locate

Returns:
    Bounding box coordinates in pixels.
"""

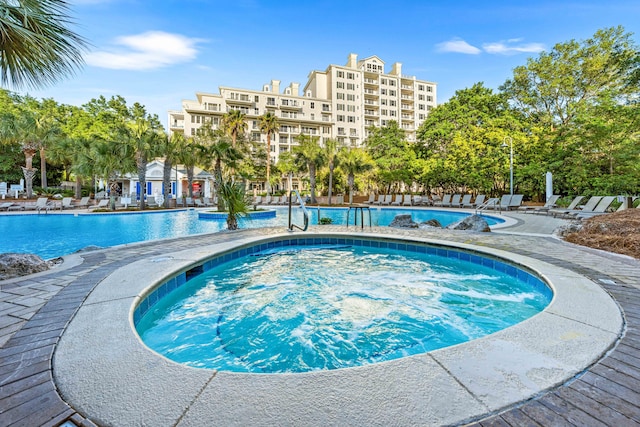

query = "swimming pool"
[135,237,551,373]
[0,208,503,259]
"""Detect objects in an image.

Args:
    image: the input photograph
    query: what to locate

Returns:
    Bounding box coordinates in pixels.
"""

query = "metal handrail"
[475,198,501,215]
[288,190,309,231]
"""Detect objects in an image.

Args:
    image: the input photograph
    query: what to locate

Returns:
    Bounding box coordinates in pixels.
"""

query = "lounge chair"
[402,194,412,206]
[381,194,393,206]
[463,194,485,209]
[551,196,600,218]
[459,194,472,208]
[193,198,205,208]
[0,202,16,211]
[185,197,195,207]
[391,194,403,206]
[373,195,385,205]
[253,195,262,205]
[486,194,511,211]
[61,197,74,210]
[364,193,376,205]
[88,199,109,210]
[572,196,617,219]
[519,195,560,214]
[508,194,524,210]
[203,197,215,207]
[73,196,91,209]
[412,195,423,206]
[448,194,462,208]
[433,194,451,207]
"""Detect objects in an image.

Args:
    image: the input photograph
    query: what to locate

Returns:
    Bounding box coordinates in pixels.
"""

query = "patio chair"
[458,194,472,208]
[463,194,484,209]
[373,195,385,205]
[61,197,74,210]
[402,194,412,206]
[193,198,205,208]
[412,195,423,206]
[572,196,617,219]
[253,195,262,205]
[73,196,91,209]
[88,199,109,210]
[381,194,393,205]
[551,196,600,218]
[0,202,16,211]
[519,195,560,214]
[508,194,524,210]
[364,193,376,205]
[390,194,403,206]
[448,194,462,208]
[185,197,195,207]
[433,194,451,207]
[203,197,215,207]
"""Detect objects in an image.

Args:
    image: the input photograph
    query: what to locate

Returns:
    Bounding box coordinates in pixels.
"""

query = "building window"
[337,70,344,78]
[337,104,345,111]
[322,104,330,112]
[427,96,433,102]
[390,110,396,117]
[389,80,396,86]
[347,72,355,80]
[418,84,425,91]
[347,94,355,101]
[347,83,355,90]
[267,97,276,106]
[418,94,425,101]
[337,115,345,122]
[381,109,388,116]
[419,104,425,110]
[347,105,355,112]
[310,102,315,108]
[381,89,387,95]
[254,95,259,102]
[389,90,396,97]
[390,100,396,107]
[381,78,387,85]
[337,92,345,100]
[337,82,345,89]
[427,86,433,92]
[348,116,355,123]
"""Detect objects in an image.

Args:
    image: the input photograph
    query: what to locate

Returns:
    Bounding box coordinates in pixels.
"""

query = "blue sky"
[20,0,640,129]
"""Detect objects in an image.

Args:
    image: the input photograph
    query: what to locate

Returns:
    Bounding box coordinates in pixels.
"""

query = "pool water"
[0,208,503,259]
[136,245,550,373]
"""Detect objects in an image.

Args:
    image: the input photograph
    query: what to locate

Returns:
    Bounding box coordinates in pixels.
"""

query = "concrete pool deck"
[1,210,640,426]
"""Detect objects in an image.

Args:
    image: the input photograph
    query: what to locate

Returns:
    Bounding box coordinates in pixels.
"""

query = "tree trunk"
[39,147,47,188]
[328,162,334,206]
[187,166,195,197]
[162,158,173,208]
[309,164,317,204]
[348,174,355,205]
[265,134,271,194]
[137,153,147,210]
[75,176,82,199]
[215,160,224,211]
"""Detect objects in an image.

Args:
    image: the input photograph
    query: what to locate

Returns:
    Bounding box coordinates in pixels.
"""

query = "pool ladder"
[288,190,309,232]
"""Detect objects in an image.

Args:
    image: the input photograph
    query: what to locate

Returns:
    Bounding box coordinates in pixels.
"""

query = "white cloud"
[436,38,482,55]
[86,31,202,70]
[482,41,545,55]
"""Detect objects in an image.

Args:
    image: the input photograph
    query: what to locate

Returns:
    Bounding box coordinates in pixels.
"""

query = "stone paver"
[0,211,639,426]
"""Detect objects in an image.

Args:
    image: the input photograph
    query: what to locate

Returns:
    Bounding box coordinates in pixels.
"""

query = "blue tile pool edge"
[132,235,554,327]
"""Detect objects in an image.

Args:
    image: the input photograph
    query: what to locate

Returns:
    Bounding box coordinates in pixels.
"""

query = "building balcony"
[401,95,414,101]
[364,100,379,106]
[401,104,414,111]
[364,109,378,117]
[280,100,302,110]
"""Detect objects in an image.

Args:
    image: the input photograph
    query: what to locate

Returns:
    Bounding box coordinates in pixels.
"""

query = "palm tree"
[221,109,248,147]
[0,110,41,197]
[176,138,199,199]
[258,112,279,193]
[217,179,250,230]
[159,133,185,208]
[0,0,87,89]
[195,124,242,211]
[338,147,374,205]
[293,134,324,204]
[323,139,341,205]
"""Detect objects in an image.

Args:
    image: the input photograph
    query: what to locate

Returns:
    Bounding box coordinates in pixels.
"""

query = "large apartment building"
[168,53,436,164]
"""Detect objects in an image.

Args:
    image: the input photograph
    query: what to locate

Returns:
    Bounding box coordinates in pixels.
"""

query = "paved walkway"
[1,212,639,426]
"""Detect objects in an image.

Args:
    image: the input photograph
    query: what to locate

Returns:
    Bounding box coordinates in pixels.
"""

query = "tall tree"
[365,121,414,192]
[221,109,248,147]
[293,134,323,204]
[258,112,279,193]
[0,0,87,89]
[337,147,374,204]
[323,139,340,205]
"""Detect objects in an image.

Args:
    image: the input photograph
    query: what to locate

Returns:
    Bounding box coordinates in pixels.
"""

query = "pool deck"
[1,209,640,426]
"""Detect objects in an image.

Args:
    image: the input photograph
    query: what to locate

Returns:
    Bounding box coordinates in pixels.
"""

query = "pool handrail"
[288,190,309,231]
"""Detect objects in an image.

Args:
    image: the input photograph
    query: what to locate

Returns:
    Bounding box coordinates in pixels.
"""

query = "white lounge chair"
[551,196,600,218]
[433,194,451,207]
[73,196,91,209]
[572,196,617,219]
[519,195,560,214]
[364,193,376,205]
[391,194,403,206]
[508,194,524,210]
[412,195,423,206]
[88,199,109,210]
[61,197,74,210]
[381,195,393,205]
[464,194,485,209]
[373,195,385,205]
[448,194,462,208]
[402,195,412,206]
[459,194,472,208]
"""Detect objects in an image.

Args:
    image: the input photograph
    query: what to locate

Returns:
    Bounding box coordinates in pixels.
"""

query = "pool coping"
[53,231,623,427]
